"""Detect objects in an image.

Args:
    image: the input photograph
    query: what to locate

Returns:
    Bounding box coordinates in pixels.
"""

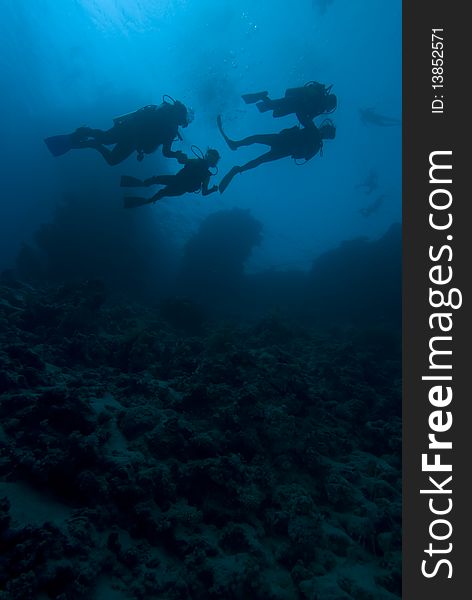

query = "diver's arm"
[297,111,314,128]
[162,140,187,162]
[162,140,177,158]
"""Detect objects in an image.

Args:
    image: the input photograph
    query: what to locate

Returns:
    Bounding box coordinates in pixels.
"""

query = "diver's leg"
[151,175,176,186]
[233,134,279,148]
[83,142,134,165]
[70,126,120,145]
[219,151,280,193]
[257,97,298,117]
[271,99,296,118]
[93,127,121,144]
[256,97,282,113]
[103,143,136,165]
[241,91,269,104]
[218,167,241,193]
[256,99,274,113]
[151,186,184,202]
[217,115,278,150]
[71,140,135,166]
[238,150,281,172]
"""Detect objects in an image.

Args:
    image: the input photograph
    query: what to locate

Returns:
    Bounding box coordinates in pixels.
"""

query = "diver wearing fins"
[44,97,193,165]
[355,168,379,195]
[242,81,337,127]
[359,195,386,217]
[216,115,336,193]
[121,147,220,208]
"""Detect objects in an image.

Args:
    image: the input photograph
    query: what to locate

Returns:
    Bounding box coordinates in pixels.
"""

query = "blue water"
[0,4,402,597]
[0,0,401,273]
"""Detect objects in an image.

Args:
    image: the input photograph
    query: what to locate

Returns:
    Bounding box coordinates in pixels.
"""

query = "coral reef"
[0,274,400,599]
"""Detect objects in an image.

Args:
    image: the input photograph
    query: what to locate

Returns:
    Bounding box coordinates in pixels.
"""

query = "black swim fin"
[44,134,73,157]
[241,91,269,104]
[219,166,240,194]
[123,196,151,209]
[256,100,272,113]
[120,175,146,187]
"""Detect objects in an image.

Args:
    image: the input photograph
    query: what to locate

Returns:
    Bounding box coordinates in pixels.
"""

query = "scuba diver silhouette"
[359,107,400,127]
[121,147,220,208]
[44,96,193,165]
[355,168,379,195]
[312,0,335,14]
[359,195,386,217]
[242,81,337,127]
[216,115,336,193]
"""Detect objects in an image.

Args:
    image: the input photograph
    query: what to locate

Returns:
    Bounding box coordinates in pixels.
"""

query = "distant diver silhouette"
[359,107,401,127]
[217,114,336,193]
[242,81,337,127]
[359,195,386,217]
[312,0,335,15]
[355,168,379,194]
[121,147,220,208]
[44,97,193,165]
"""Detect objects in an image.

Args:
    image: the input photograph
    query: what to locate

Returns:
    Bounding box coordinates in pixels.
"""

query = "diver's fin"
[241,91,269,104]
[44,134,73,157]
[123,196,151,209]
[219,166,240,194]
[120,175,146,187]
[256,100,271,113]
[216,115,238,151]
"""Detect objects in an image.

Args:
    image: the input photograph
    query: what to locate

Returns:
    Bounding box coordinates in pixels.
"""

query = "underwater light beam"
[77,0,183,30]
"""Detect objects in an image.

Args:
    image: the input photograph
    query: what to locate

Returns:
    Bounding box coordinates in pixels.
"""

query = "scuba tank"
[112,105,159,161]
[304,80,331,92]
[303,81,337,114]
[113,94,177,125]
[112,95,189,161]
[112,105,158,126]
[113,94,189,126]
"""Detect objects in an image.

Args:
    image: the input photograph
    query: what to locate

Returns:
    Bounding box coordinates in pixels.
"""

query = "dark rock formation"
[177,208,263,307]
